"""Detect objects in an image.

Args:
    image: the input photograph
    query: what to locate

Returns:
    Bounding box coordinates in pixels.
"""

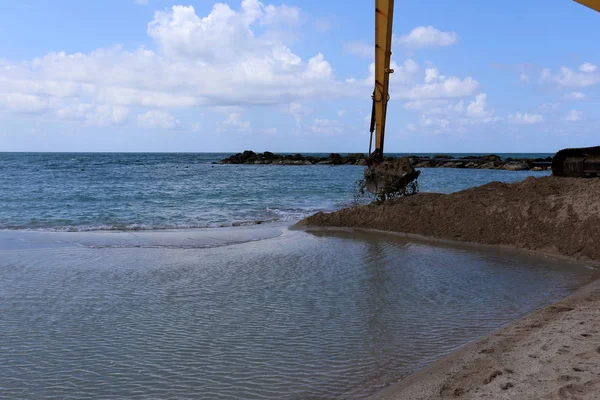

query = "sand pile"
[300,176,600,262]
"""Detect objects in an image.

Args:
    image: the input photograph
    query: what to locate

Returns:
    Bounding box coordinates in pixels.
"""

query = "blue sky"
[0,0,599,152]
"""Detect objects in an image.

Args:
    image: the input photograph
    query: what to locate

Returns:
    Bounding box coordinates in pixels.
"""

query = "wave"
[0,206,339,233]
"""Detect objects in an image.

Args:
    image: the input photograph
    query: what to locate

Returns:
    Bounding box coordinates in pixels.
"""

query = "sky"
[0,0,599,153]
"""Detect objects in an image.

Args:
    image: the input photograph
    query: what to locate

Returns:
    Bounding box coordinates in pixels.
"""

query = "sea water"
[3,152,593,400]
[0,152,551,231]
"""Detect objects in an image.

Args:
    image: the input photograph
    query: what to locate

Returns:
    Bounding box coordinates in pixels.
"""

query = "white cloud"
[304,53,332,79]
[343,41,372,58]
[404,99,464,114]
[137,110,180,129]
[218,113,251,132]
[565,91,586,100]
[0,2,345,128]
[400,76,479,100]
[85,105,130,127]
[579,62,597,73]
[466,93,490,117]
[135,0,148,4]
[403,93,498,134]
[566,110,583,122]
[397,26,458,49]
[337,109,345,117]
[420,116,450,130]
[508,112,543,124]
[540,66,600,87]
[519,73,530,83]
[424,67,442,83]
[0,93,50,114]
[355,59,476,100]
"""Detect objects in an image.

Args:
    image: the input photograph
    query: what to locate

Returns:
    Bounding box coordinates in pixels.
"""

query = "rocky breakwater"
[413,154,552,171]
[219,151,553,171]
[219,150,368,165]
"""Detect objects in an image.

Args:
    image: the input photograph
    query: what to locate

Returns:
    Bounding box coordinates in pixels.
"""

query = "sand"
[298,176,600,399]
[300,176,600,263]
[370,278,600,400]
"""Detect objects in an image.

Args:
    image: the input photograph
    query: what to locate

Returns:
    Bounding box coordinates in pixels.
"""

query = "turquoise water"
[0,152,551,231]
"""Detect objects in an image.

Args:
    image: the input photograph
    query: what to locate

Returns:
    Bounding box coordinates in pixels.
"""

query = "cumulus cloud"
[397,26,458,49]
[0,1,343,127]
[466,94,490,117]
[508,112,543,124]
[579,62,597,73]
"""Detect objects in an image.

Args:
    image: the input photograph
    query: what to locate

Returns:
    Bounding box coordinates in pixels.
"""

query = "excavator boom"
[370,0,395,159]
[364,0,420,197]
[575,0,600,12]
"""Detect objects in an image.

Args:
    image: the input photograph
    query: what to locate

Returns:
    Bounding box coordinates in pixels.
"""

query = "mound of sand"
[299,176,600,262]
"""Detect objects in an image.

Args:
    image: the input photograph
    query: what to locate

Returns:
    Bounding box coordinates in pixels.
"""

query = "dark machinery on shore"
[550,1,600,178]
[364,0,600,196]
[552,146,600,177]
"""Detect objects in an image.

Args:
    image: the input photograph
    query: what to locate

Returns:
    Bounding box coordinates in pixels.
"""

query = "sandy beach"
[371,277,600,399]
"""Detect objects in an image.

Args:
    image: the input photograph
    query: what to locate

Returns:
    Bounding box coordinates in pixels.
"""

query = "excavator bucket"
[364,157,421,197]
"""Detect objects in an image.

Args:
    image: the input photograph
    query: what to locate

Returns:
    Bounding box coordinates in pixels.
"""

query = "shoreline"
[298,175,600,398]
[369,276,600,399]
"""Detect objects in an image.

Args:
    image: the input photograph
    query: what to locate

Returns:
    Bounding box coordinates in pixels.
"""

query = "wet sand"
[370,278,600,400]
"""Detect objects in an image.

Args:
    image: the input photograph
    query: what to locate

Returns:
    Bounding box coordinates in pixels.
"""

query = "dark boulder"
[328,153,344,165]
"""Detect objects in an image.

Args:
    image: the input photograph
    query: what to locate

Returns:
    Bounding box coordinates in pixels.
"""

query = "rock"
[328,153,344,165]
[415,161,433,168]
[242,150,257,163]
[478,162,496,169]
[219,151,549,171]
[481,154,502,162]
[504,162,530,171]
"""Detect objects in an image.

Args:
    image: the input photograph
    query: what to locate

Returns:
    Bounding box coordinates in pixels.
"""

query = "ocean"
[0,152,552,231]
[3,152,594,400]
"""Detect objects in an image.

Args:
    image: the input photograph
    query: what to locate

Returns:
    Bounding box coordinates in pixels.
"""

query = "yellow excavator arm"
[575,0,600,12]
[368,0,599,163]
[369,0,395,162]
